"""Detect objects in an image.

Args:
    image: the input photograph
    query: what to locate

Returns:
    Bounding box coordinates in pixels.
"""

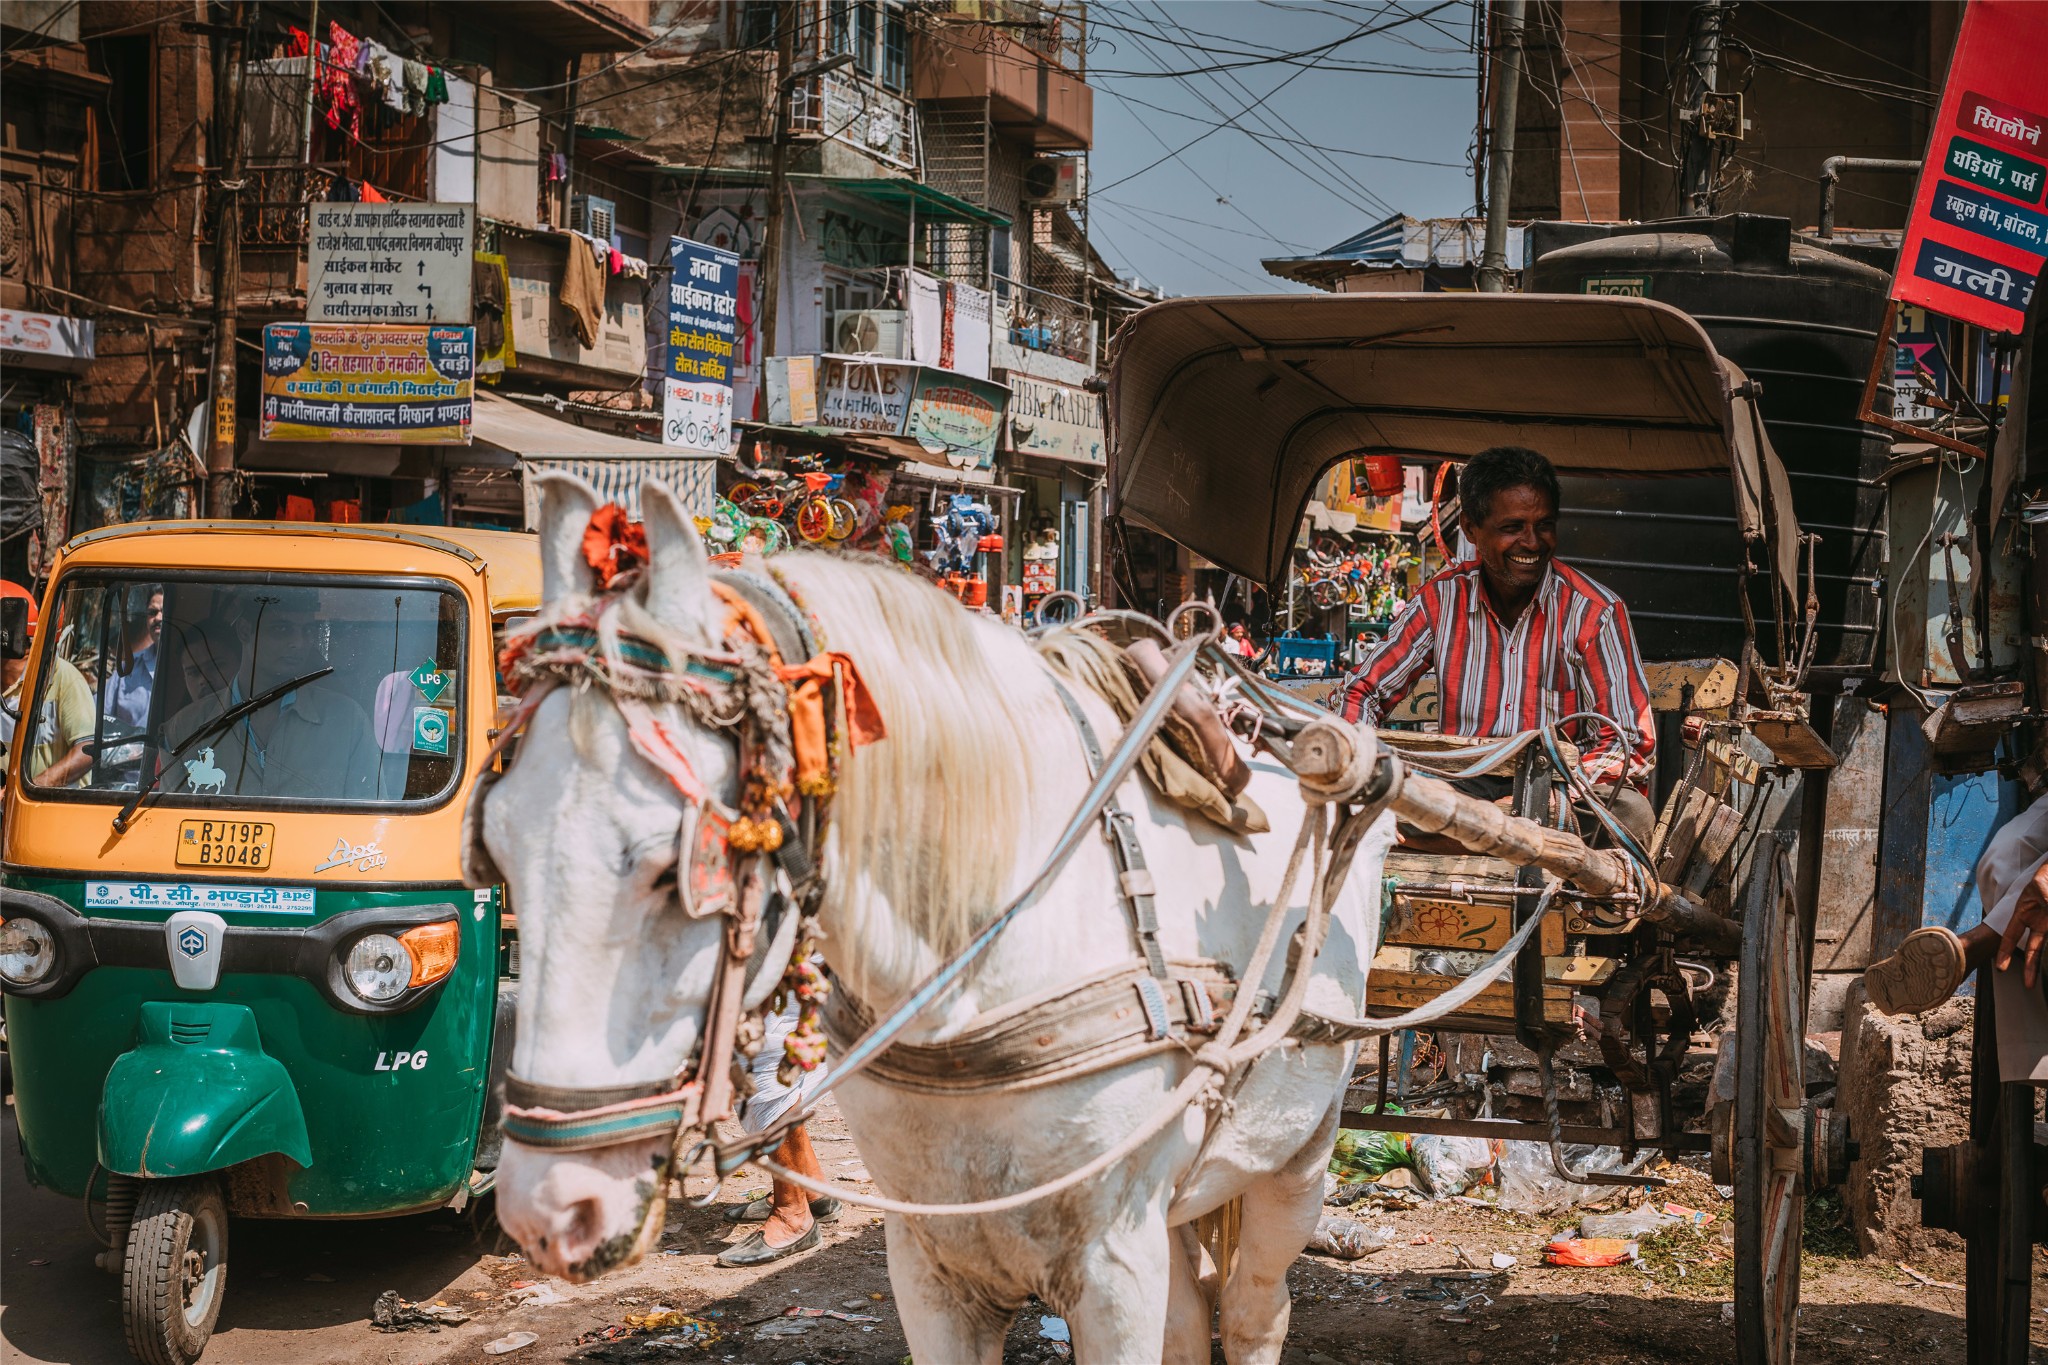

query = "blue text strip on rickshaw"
[86,882,316,914]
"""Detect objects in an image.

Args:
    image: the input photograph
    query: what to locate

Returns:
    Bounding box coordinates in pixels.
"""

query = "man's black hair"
[1458,446,1560,524]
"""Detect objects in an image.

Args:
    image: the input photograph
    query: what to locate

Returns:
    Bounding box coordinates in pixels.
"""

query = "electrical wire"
[1085,1,1470,78]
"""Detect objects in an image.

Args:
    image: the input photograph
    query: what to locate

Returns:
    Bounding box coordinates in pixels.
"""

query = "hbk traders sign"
[259,324,474,443]
[1894,1,2048,332]
[664,236,741,456]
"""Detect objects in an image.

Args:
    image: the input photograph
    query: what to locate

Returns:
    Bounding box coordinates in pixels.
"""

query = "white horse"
[484,474,1395,1363]
[183,748,226,796]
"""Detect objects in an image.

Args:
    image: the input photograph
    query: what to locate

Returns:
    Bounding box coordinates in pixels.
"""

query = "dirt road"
[2,1099,2025,1364]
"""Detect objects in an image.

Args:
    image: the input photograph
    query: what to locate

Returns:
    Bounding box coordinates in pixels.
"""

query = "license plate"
[176,820,276,870]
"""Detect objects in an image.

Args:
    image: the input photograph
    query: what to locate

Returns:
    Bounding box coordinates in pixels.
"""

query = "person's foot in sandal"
[1864,926,1969,1016]
[716,1217,822,1267]
[723,1194,842,1224]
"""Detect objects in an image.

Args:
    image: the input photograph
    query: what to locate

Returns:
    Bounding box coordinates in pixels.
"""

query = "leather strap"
[822,960,1241,1096]
[1048,678,1173,996]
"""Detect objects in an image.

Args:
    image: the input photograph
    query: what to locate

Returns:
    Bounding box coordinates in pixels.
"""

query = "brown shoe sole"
[1866,927,1965,1016]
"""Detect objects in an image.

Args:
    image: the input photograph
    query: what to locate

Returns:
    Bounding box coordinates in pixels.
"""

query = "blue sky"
[1084,1,1482,296]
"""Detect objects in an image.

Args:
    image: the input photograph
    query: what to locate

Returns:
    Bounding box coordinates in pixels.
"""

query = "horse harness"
[464,559,861,1156]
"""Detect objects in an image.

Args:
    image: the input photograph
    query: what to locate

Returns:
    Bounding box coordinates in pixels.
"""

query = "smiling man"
[1332,446,1656,839]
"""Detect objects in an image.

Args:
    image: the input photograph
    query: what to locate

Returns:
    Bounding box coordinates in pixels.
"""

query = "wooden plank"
[1385,896,1566,954]
[1365,968,1574,1024]
[1371,945,1614,986]
[1751,716,1839,769]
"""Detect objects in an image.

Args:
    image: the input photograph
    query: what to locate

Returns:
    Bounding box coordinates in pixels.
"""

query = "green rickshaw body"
[4,878,501,1214]
[1,523,538,1220]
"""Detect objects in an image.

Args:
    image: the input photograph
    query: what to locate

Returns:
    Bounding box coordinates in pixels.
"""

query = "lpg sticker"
[314,836,389,874]
[86,881,315,913]
[412,706,451,756]
[408,658,450,704]
[373,1050,430,1072]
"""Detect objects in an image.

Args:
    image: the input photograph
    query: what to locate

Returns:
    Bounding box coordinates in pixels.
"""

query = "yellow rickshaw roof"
[56,521,542,614]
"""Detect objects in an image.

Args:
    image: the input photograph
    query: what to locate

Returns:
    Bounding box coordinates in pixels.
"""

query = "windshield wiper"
[111,667,334,833]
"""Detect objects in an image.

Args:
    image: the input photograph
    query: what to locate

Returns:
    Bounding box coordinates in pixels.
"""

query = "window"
[828,0,854,57]
[853,2,877,76]
[21,574,467,809]
[90,34,153,191]
[740,0,781,50]
[881,7,908,91]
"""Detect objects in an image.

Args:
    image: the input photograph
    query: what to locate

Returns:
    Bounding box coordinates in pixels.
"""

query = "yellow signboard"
[259,324,474,443]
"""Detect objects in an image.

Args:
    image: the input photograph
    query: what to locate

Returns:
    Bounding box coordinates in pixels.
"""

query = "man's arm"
[1333,596,1435,725]
[1570,600,1656,790]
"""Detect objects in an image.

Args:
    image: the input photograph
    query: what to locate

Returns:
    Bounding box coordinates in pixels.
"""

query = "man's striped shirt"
[1333,559,1655,791]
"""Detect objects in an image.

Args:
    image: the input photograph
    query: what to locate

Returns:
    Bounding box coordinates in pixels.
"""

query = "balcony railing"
[790,71,919,172]
[997,275,1094,367]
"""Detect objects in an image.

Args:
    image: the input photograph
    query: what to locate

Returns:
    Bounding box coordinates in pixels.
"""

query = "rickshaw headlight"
[0,917,56,988]
[343,933,413,1003]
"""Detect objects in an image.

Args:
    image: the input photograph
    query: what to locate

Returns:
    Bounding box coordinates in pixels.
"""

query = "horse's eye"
[650,865,677,892]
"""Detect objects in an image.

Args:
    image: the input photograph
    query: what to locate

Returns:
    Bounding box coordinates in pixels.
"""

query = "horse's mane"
[771,552,1068,1006]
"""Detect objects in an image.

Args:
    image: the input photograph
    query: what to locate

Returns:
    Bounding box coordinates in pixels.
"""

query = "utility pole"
[1679,0,1729,216]
[205,1,250,517]
[758,8,797,362]
[1476,0,1525,294]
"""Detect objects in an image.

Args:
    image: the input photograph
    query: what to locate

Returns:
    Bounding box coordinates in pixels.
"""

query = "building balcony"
[790,71,920,173]
[996,275,1094,368]
[913,28,1091,152]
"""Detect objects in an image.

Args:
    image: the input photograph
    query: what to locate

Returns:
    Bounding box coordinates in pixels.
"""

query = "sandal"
[1865,926,1967,1016]
[716,1220,822,1268]
[722,1195,843,1224]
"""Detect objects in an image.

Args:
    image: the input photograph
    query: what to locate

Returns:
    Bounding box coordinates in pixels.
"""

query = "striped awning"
[519,457,717,529]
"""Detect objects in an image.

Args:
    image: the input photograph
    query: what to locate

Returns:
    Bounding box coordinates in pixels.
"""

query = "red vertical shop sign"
[1894,1,2048,334]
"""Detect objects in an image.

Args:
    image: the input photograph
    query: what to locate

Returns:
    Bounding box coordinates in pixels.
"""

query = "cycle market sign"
[664,235,740,456]
[259,324,473,443]
[815,356,1009,468]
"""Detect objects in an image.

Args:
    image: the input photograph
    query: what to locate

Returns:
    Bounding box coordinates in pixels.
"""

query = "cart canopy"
[1107,292,1800,590]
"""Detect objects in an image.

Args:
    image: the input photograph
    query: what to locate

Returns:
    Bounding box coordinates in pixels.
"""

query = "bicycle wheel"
[795,498,835,543]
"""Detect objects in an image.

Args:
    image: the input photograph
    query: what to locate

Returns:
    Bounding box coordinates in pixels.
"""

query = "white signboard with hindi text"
[308,203,476,324]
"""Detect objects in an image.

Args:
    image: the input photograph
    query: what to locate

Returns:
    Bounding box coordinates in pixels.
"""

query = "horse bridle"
[462,566,832,1160]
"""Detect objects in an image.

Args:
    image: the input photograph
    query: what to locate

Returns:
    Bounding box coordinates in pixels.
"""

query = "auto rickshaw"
[0,521,536,1365]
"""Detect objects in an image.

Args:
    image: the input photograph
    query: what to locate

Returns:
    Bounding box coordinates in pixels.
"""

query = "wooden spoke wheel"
[1733,852,1806,1365]
[1962,978,2038,1365]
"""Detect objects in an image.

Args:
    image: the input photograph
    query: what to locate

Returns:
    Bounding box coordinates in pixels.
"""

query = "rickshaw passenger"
[161,600,378,800]
[1331,446,1657,844]
[1,582,96,789]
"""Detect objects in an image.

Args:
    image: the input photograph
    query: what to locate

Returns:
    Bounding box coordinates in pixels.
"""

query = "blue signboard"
[663,237,741,455]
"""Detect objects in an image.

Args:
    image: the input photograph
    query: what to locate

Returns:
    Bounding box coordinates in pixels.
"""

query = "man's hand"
[1996,860,2048,989]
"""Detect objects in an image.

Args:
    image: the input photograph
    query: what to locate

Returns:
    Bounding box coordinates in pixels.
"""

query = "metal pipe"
[1476,0,1525,294]
[1816,156,1921,239]
[1680,1,1729,216]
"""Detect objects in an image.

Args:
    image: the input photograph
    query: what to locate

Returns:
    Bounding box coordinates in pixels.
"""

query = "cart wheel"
[1733,853,1805,1365]
[122,1176,228,1365]
[1963,977,2036,1365]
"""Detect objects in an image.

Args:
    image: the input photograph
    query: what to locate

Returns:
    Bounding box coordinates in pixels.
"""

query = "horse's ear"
[640,478,716,642]
[535,472,601,604]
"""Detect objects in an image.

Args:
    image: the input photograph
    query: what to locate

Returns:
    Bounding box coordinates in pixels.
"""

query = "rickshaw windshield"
[19,572,466,810]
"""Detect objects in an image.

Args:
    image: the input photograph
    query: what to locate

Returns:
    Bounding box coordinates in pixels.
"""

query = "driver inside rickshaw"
[1331,445,1657,847]
[159,590,378,801]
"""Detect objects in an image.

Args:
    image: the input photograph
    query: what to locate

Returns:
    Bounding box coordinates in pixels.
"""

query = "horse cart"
[1108,292,1852,1365]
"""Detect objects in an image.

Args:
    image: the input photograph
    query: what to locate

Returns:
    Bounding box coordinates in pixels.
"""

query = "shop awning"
[518,457,717,529]
[655,168,1010,228]
[471,391,686,460]
[740,422,985,471]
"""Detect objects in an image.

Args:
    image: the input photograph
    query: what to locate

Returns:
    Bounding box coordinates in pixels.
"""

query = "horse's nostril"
[567,1198,604,1253]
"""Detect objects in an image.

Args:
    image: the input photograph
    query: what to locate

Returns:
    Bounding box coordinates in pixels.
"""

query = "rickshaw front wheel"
[122,1177,228,1365]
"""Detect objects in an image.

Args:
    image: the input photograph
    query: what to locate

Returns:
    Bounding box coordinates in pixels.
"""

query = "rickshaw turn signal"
[398,920,461,989]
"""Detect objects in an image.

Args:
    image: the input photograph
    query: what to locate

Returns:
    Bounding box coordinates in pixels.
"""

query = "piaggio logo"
[176,926,208,958]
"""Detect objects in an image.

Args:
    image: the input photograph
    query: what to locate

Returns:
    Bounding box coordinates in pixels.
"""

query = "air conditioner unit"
[1024,156,1084,206]
[569,194,617,245]
[834,309,907,357]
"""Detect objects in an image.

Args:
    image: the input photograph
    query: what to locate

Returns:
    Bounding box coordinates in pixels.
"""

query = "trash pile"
[1326,1112,1655,1213]
[368,1289,471,1332]
[574,1308,724,1360]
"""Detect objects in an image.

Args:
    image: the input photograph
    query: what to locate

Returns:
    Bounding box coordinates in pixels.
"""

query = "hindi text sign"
[1895,1,2048,332]
[260,324,474,443]
[664,236,740,455]
[307,204,475,325]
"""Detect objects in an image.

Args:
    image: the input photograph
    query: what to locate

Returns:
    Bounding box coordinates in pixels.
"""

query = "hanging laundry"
[545,152,569,184]
[327,177,362,203]
[559,233,606,348]
[360,40,405,112]
[619,254,649,280]
[359,181,389,203]
[424,65,449,105]
[321,22,361,137]
[285,26,310,58]
[608,247,624,276]
[402,59,429,116]
[588,232,609,273]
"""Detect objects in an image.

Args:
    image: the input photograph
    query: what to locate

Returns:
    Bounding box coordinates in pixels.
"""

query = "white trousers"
[739,997,831,1135]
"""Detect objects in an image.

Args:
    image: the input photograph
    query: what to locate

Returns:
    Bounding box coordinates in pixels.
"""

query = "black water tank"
[1525,214,1889,671]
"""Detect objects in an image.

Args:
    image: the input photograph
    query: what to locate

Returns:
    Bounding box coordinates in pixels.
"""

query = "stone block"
[1835,985,1973,1257]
